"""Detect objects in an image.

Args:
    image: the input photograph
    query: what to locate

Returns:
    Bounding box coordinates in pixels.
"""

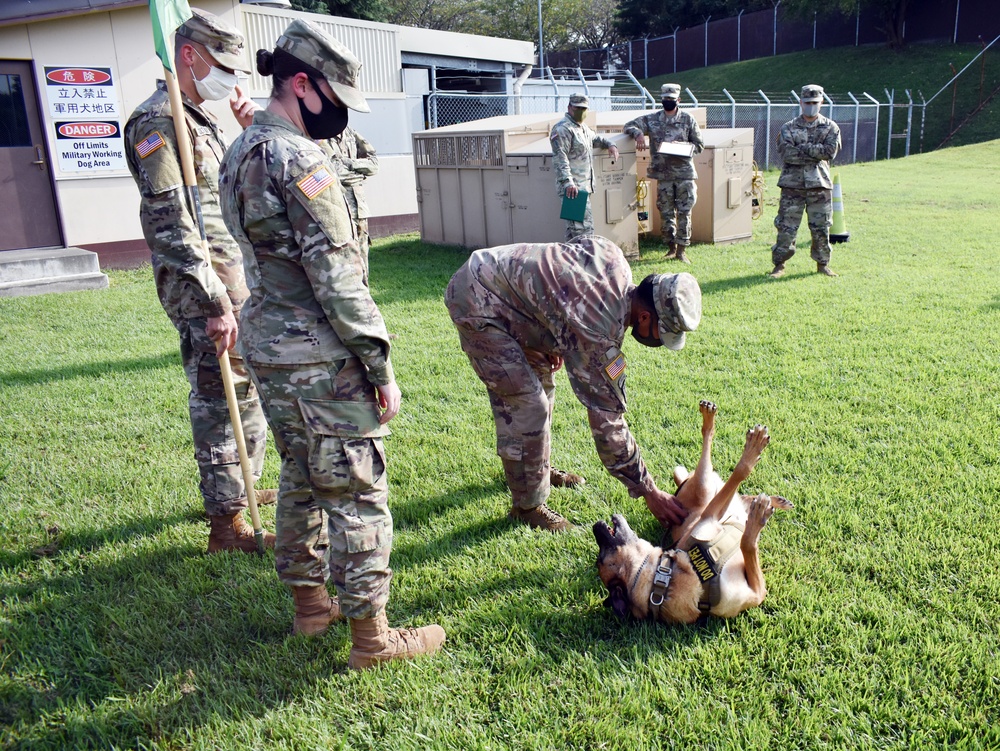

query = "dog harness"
[646,520,745,621]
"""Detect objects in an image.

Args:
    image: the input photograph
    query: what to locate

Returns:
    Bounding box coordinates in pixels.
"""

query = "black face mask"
[631,322,663,348]
[662,98,678,112]
[299,78,349,139]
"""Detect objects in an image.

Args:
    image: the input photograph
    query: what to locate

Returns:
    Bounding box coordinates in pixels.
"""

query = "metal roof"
[0,0,145,28]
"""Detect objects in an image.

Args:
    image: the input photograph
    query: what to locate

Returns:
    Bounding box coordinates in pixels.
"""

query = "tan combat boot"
[768,263,785,278]
[664,241,678,259]
[347,613,446,670]
[291,585,343,636]
[674,245,691,264]
[550,468,586,488]
[508,503,572,532]
[207,511,275,554]
[817,263,839,277]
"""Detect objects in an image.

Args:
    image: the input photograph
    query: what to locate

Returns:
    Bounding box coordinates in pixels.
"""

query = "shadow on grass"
[0,352,180,389]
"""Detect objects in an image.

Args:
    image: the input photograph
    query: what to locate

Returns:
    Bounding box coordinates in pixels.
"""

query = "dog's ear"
[603,580,631,619]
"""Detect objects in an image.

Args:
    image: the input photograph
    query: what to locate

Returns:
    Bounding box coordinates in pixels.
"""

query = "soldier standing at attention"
[549,93,619,240]
[770,84,842,278]
[446,236,700,533]
[124,8,275,554]
[624,83,704,263]
[319,126,379,281]
[219,19,445,669]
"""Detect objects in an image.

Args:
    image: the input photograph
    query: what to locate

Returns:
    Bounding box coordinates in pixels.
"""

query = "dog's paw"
[748,493,776,527]
[769,495,793,510]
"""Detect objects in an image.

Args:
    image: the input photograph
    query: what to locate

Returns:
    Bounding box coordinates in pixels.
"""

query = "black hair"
[256,47,324,98]
[636,274,657,314]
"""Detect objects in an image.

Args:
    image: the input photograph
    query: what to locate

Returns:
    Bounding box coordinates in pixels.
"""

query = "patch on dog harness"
[297,166,336,200]
[686,520,745,611]
[135,131,166,158]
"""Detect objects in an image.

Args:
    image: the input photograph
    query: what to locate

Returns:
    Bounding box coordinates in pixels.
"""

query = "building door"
[0,61,62,251]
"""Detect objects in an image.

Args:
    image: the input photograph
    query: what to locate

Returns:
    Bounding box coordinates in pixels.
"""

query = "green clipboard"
[560,190,589,222]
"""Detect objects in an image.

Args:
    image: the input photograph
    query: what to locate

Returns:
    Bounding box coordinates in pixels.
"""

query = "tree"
[291,0,388,22]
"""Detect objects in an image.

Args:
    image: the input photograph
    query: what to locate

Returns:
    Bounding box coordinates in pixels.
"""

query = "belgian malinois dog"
[594,401,792,624]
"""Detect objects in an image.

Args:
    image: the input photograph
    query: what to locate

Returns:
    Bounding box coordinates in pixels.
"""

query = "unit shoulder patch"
[296,165,337,200]
[135,131,166,159]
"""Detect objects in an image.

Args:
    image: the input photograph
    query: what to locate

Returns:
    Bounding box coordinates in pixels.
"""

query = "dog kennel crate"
[412,113,639,257]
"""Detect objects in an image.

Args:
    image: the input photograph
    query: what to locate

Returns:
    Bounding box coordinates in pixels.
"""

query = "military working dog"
[593,401,792,624]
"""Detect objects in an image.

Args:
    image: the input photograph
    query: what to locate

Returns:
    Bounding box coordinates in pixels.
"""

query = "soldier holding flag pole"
[125,1,273,553]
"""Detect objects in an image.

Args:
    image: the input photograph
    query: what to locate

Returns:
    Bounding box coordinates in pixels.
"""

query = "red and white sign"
[44,66,126,174]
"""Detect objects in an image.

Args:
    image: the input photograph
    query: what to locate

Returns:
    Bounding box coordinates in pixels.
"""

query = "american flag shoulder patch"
[135,131,165,158]
[297,166,336,200]
[605,353,626,381]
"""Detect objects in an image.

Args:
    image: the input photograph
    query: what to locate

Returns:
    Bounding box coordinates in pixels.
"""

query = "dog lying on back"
[593,401,792,624]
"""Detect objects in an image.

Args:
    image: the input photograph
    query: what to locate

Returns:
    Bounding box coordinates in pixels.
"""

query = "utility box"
[413,113,639,257]
[690,128,754,245]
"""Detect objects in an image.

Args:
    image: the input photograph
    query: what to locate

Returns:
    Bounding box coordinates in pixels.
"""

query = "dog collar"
[649,551,676,617]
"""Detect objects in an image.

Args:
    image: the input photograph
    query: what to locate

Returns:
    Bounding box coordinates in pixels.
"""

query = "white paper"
[657,141,695,158]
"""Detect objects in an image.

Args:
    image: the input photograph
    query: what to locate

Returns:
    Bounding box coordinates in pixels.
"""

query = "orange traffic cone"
[829,172,850,244]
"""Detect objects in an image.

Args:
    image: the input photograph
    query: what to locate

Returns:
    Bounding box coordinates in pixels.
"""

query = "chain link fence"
[426,32,999,167]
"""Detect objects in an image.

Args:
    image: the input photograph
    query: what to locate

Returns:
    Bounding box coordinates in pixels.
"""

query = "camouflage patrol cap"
[177,8,250,73]
[276,19,370,113]
[661,83,681,98]
[800,84,825,102]
[652,272,701,350]
[569,93,590,107]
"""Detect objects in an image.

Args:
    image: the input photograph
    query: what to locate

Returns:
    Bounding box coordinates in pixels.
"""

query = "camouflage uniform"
[549,114,616,240]
[124,81,267,517]
[445,237,658,510]
[773,114,841,266]
[319,127,378,280]
[623,109,704,246]
[220,109,394,619]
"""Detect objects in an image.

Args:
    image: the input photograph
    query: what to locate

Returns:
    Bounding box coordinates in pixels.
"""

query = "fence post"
[904,89,913,156]
[723,88,736,127]
[577,67,590,98]
[863,92,879,160]
[855,2,860,46]
[885,88,894,158]
[848,92,860,162]
[644,37,648,79]
[738,10,744,61]
[759,90,772,169]
[673,28,679,73]
[954,0,961,43]
[704,16,711,68]
[547,67,560,112]
[773,1,781,56]
[813,11,817,49]
[917,91,927,152]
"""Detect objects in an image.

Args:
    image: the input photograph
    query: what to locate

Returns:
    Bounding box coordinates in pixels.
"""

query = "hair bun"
[256,49,274,77]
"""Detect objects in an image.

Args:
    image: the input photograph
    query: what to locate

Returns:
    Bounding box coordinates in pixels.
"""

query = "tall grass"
[1,139,999,749]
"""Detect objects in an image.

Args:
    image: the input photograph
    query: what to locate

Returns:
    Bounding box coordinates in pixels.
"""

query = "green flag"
[149,0,192,72]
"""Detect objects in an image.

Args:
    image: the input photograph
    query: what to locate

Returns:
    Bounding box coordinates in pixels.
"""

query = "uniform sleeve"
[549,125,574,188]
[776,124,809,165]
[126,115,231,317]
[688,117,705,155]
[623,115,649,139]
[592,130,614,150]
[283,152,394,384]
[347,131,379,179]
[809,122,841,162]
[587,408,656,498]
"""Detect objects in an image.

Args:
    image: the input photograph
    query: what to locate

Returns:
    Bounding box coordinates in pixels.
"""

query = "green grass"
[639,42,1000,154]
[3,139,1000,749]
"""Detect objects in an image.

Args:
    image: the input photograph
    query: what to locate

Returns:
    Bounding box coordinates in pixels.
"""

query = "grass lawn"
[2,139,1000,749]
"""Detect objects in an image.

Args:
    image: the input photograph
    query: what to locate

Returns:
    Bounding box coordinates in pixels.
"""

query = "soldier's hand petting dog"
[644,487,688,527]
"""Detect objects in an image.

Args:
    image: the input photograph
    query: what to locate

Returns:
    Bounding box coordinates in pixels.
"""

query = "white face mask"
[191,48,237,101]
[801,102,821,118]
